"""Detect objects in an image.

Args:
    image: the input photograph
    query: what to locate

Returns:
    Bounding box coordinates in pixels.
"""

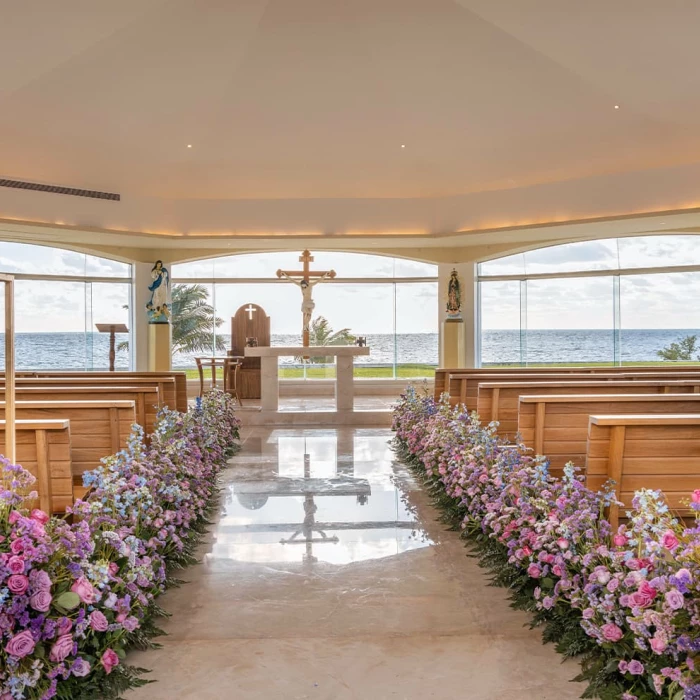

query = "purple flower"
[7,573,29,595]
[627,660,644,676]
[665,589,685,610]
[71,658,91,678]
[4,630,36,658]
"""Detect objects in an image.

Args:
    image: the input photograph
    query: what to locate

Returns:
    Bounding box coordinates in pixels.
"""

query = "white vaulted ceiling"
[2,0,700,250]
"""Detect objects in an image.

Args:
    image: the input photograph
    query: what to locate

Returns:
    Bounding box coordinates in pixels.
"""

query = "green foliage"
[119,284,226,356]
[656,334,700,362]
[297,316,356,364]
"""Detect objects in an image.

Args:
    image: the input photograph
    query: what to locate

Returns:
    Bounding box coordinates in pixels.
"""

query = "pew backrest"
[16,372,187,412]
[0,419,72,514]
[0,400,136,477]
[585,414,700,528]
[477,380,700,437]
[0,386,158,434]
[518,393,700,476]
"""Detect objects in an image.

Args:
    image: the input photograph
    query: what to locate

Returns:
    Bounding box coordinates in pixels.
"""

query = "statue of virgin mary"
[147,260,170,324]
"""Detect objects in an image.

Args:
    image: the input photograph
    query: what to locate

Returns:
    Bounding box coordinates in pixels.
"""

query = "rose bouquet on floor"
[0,389,240,699]
[393,386,700,700]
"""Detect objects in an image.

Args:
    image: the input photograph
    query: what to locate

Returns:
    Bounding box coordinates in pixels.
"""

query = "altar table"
[243,346,370,412]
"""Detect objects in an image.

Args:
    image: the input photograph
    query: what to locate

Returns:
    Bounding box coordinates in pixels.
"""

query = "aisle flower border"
[393,387,700,700]
[0,389,240,699]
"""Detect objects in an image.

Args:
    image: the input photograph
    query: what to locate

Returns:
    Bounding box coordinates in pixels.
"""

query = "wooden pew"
[447,371,700,412]
[477,379,700,437]
[17,371,187,412]
[434,366,604,400]
[0,386,157,434]
[0,376,175,413]
[585,414,700,528]
[0,400,135,479]
[0,419,72,514]
[435,365,700,402]
[518,394,700,475]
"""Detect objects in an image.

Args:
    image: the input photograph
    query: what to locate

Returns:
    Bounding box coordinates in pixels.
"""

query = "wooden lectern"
[96,323,129,372]
[229,304,270,399]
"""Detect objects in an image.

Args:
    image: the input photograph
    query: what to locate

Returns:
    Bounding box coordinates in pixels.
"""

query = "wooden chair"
[224,357,243,406]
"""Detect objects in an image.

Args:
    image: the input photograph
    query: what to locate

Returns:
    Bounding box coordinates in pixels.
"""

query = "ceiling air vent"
[0,178,120,201]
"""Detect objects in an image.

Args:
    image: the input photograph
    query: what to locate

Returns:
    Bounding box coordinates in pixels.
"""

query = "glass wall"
[478,235,700,366]
[172,252,438,378]
[0,243,132,371]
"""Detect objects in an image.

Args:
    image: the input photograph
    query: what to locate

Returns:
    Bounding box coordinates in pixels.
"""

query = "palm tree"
[118,284,226,355]
[299,316,356,364]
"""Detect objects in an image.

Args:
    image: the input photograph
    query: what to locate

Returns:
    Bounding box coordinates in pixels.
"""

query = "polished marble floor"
[127,427,582,699]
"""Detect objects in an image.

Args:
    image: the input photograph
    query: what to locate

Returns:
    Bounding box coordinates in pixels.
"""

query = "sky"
[1,236,700,335]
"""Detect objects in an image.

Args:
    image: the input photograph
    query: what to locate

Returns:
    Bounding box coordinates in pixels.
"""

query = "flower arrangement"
[393,386,700,700]
[0,389,240,699]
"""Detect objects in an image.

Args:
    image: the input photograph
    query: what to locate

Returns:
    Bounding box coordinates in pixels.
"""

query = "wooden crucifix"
[277,250,336,346]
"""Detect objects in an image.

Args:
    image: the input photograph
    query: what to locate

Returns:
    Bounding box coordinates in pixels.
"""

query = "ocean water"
[0,330,696,370]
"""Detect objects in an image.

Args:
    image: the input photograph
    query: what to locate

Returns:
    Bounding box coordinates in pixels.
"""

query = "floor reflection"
[215,429,431,567]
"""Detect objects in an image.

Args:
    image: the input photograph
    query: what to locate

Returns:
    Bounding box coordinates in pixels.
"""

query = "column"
[335,355,354,411]
[260,356,279,411]
[131,263,152,371]
[133,260,173,372]
[437,262,478,368]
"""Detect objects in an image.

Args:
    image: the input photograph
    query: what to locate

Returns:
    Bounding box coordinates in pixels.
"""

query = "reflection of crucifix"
[245,304,256,320]
[276,250,336,346]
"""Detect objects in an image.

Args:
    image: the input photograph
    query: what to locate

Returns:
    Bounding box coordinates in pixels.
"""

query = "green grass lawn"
[183,363,436,380]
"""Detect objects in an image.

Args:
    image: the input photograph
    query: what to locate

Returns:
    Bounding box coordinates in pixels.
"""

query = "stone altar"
[244,346,370,414]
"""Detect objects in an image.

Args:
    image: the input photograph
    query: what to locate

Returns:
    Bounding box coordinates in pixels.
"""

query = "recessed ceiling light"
[614,105,620,110]
[401,144,405,148]
[187,144,192,148]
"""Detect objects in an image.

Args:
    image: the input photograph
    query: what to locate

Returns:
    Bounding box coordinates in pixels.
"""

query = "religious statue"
[147,260,171,324]
[446,268,462,318]
[276,250,336,346]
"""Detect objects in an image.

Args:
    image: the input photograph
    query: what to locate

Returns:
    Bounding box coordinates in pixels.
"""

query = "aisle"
[127,427,582,699]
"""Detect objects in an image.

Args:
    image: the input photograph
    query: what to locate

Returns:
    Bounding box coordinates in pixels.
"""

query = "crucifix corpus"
[277,250,336,347]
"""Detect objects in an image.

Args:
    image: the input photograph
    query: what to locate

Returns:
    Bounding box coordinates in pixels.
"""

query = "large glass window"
[172,253,439,378]
[0,243,132,371]
[478,234,700,366]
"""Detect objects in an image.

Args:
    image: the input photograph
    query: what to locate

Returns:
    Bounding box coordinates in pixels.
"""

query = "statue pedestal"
[441,318,465,368]
[148,323,172,371]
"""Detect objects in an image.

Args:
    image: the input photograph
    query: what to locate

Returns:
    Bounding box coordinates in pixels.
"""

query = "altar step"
[233,396,394,426]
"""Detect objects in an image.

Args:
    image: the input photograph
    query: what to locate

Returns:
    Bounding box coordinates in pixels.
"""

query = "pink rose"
[49,634,74,663]
[7,574,29,595]
[7,556,24,575]
[30,509,49,524]
[601,623,623,642]
[90,611,109,632]
[8,510,20,524]
[665,590,685,610]
[4,630,36,658]
[29,590,52,612]
[56,617,72,635]
[108,563,119,577]
[71,576,96,604]
[650,636,668,654]
[556,538,569,550]
[661,530,680,551]
[100,648,120,675]
[691,489,700,503]
[628,660,645,676]
[10,539,23,554]
[631,581,657,609]
[612,533,628,547]
[527,563,541,578]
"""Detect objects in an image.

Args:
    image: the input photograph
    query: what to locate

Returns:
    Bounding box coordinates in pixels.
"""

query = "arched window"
[478,235,700,366]
[0,242,131,370]
[171,252,438,378]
